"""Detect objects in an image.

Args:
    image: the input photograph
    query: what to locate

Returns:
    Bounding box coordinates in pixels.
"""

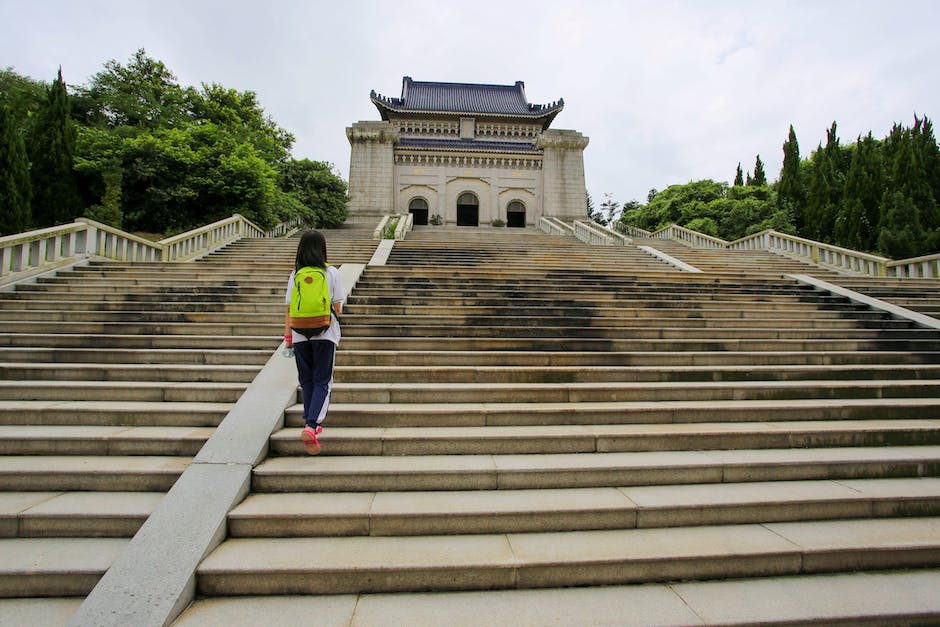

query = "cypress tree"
[777,125,805,230]
[28,68,82,227]
[733,163,744,186]
[752,155,767,186]
[0,104,32,234]
[836,133,883,251]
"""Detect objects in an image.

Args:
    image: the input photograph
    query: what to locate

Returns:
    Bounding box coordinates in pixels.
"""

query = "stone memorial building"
[346,77,589,227]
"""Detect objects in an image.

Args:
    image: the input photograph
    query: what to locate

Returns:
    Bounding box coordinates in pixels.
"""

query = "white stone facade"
[346,79,589,226]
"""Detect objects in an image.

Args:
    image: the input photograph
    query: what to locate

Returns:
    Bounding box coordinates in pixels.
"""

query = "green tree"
[189,84,294,163]
[803,122,846,242]
[777,125,805,230]
[0,104,32,234]
[751,154,767,186]
[599,192,620,226]
[877,190,924,258]
[835,133,883,251]
[28,68,82,227]
[76,49,190,130]
[277,159,348,228]
[0,68,46,135]
[733,163,744,186]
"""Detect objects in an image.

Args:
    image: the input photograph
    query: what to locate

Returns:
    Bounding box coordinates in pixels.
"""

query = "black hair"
[294,230,328,270]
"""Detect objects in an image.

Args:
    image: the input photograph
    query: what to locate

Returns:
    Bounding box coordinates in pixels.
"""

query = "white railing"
[394,213,413,240]
[538,217,575,237]
[573,220,631,246]
[374,215,397,240]
[266,218,304,238]
[1,213,297,286]
[651,224,727,249]
[887,252,940,278]
[728,230,890,276]
[615,223,652,238]
[621,220,940,279]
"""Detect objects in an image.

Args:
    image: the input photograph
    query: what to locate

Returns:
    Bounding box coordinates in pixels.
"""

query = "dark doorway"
[409,197,429,225]
[507,200,526,228]
[456,192,479,227]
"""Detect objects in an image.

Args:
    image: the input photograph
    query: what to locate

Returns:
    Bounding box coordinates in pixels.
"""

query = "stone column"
[346,121,400,223]
[538,129,590,222]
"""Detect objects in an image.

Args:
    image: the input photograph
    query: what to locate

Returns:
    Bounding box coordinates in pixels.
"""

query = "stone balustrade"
[1,214,293,287]
[651,224,727,249]
[573,220,631,246]
[538,217,574,237]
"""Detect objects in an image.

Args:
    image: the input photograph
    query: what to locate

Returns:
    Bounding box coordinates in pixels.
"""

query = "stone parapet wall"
[346,121,399,220]
[539,129,590,222]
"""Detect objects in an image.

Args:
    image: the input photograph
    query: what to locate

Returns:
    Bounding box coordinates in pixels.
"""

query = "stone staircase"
[3,224,940,625]
[182,228,940,624]
[0,227,374,615]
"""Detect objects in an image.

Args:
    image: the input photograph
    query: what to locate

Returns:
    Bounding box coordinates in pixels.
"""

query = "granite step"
[195,517,940,595]
[0,425,214,456]
[173,569,940,626]
[0,363,259,383]
[0,538,129,597]
[325,379,940,404]
[0,401,230,427]
[250,446,940,492]
[0,491,162,537]
[0,456,190,491]
[304,397,940,427]
[0,381,246,403]
[229,477,940,536]
[268,419,940,456]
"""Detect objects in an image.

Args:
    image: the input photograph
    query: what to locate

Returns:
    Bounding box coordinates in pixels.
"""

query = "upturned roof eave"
[371,96,563,128]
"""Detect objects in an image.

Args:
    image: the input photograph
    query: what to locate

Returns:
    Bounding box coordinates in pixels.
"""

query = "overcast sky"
[2,0,938,206]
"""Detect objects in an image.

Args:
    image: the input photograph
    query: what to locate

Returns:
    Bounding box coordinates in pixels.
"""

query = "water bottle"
[283,346,294,358]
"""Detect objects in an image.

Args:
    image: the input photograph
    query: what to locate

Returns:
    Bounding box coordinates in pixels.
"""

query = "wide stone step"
[229,477,940,537]
[338,336,940,352]
[0,538,129,597]
[326,379,940,404]
[0,309,278,324]
[174,569,940,626]
[339,314,901,330]
[0,401,229,427]
[340,325,931,340]
[0,320,280,336]
[333,363,940,383]
[0,347,270,366]
[0,381,246,402]
[310,397,940,427]
[195,517,940,594]
[0,456,189,491]
[0,425,213,455]
[1,491,161,537]
[251,446,940,492]
[269,420,940,456]
[335,349,940,367]
[0,333,277,350]
[0,298,283,313]
[0,362,258,383]
[343,303,889,320]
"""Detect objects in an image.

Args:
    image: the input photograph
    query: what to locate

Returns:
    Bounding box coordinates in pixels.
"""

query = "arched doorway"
[456,192,479,227]
[408,197,429,225]
[507,200,526,228]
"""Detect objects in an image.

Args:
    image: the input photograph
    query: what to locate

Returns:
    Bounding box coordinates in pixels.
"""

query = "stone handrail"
[538,217,574,237]
[1,214,296,286]
[886,252,940,278]
[728,230,890,276]
[615,223,652,238]
[266,218,304,238]
[374,215,396,240]
[160,214,266,262]
[573,220,631,246]
[650,224,727,249]
[622,220,940,279]
[394,213,413,240]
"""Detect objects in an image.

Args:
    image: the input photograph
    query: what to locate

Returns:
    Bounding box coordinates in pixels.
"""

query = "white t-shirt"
[285,265,344,345]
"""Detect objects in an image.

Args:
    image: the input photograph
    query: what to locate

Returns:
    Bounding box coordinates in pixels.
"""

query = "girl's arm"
[284,305,292,347]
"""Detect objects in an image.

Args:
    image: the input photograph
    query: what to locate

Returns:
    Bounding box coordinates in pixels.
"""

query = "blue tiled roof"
[371,77,563,126]
[398,138,540,153]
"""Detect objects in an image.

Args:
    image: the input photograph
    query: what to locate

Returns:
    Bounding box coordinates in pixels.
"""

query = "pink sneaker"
[301,425,323,456]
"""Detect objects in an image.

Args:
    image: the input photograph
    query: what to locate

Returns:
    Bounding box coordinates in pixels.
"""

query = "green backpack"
[289,265,334,338]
